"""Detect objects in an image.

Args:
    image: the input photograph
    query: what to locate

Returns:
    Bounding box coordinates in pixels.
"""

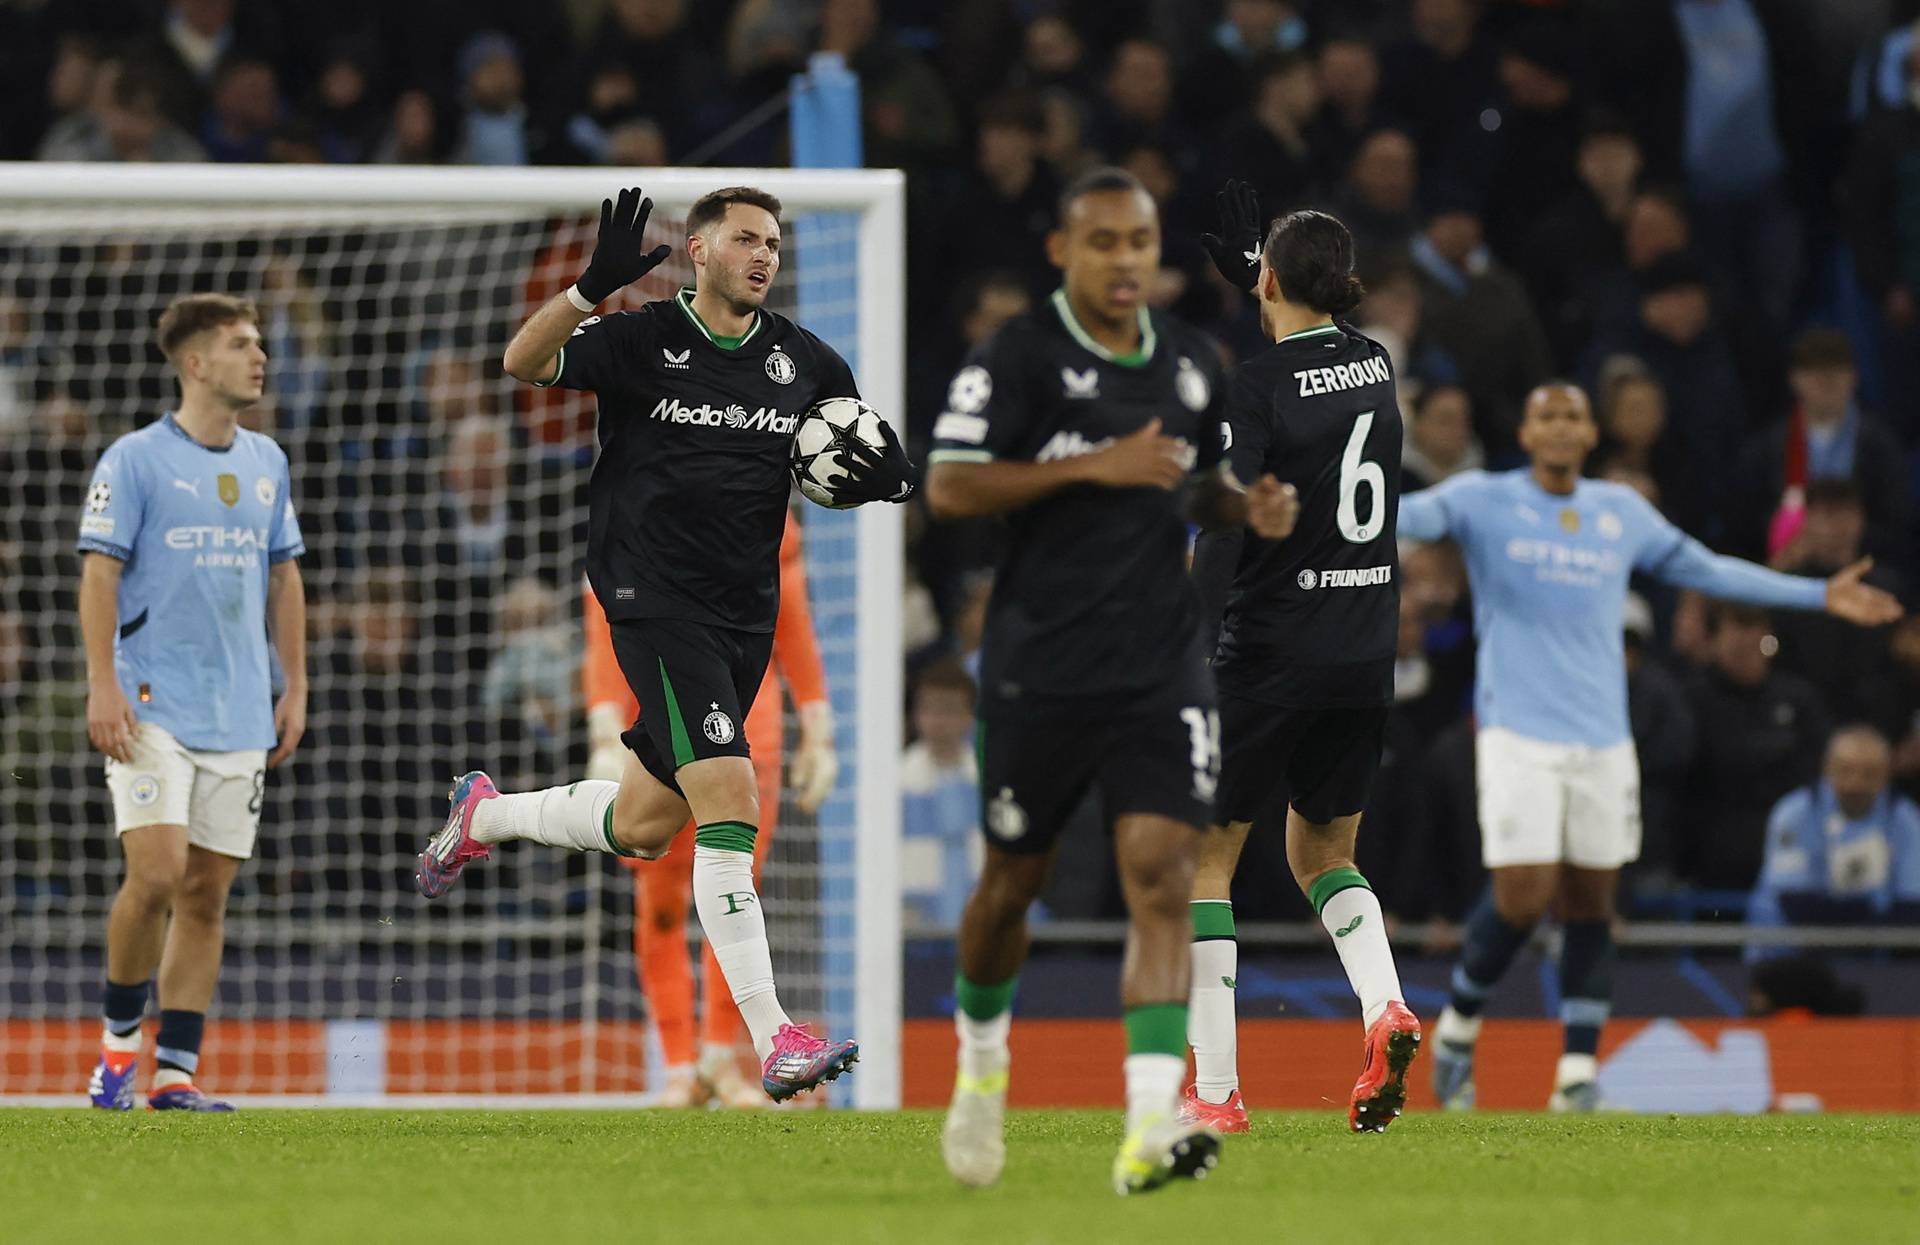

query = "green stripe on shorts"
[658,658,695,768]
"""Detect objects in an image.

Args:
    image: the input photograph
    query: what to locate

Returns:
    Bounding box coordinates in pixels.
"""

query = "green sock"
[955,973,1017,1022]
[1123,1002,1187,1057]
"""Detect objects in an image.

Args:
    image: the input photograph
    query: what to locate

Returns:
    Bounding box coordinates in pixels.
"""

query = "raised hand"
[576,187,674,305]
[1200,179,1265,294]
[1824,557,1904,627]
[1083,418,1190,491]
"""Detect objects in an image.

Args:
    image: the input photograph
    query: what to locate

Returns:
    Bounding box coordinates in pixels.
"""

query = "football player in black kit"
[1180,183,1420,1136]
[925,168,1299,1195]
[418,186,913,1102]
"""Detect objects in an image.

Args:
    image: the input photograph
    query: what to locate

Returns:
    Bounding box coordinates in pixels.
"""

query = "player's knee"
[173,875,231,924]
[121,859,185,909]
[1492,887,1552,928]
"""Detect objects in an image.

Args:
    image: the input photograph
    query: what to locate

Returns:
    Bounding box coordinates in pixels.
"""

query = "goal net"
[0,165,903,1107]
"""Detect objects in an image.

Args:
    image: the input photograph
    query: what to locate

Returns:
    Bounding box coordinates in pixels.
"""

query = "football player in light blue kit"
[1399,382,1899,1110]
[77,293,308,1111]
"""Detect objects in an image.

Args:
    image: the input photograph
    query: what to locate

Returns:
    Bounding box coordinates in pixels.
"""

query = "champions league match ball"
[790,395,888,509]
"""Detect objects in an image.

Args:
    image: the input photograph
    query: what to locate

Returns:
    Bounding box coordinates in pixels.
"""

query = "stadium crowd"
[4,0,1920,948]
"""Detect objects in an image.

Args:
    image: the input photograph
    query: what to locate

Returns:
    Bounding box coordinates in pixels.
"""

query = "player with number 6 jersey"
[926,167,1298,1195]
[1186,187,1419,1136]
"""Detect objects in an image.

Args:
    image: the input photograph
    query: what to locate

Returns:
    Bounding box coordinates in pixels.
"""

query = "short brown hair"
[913,658,977,707]
[1789,327,1855,373]
[156,293,257,363]
[687,186,783,236]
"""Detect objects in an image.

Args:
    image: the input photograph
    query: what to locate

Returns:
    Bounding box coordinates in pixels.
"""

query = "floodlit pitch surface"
[2,1109,1913,1243]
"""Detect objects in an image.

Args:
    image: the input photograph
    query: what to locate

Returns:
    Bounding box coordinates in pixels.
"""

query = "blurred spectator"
[1625,591,1698,901]
[130,0,246,130]
[1179,0,1309,129]
[1748,725,1920,954]
[1587,0,1818,332]
[199,56,280,163]
[38,60,205,163]
[600,0,728,158]
[304,38,384,164]
[1582,252,1746,539]
[1377,0,1500,199]
[552,62,660,165]
[1747,953,1865,1016]
[440,416,513,570]
[1731,328,1910,567]
[1886,617,1920,799]
[1408,194,1553,450]
[482,577,577,747]
[1015,15,1093,98]
[453,32,531,167]
[821,0,958,172]
[1769,481,1906,727]
[937,92,1059,303]
[1207,52,1325,216]
[372,90,445,165]
[1038,88,1100,185]
[344,569,419,679]
[1843,26,1920,435]
[257,259,331,431]
[1400,383,1482,492]
[1480,17,1583,259]
[900,659,980,930]
[604,118,669,167]
[1354,256,1460,394]
[1314,35,1385,158]
[0,295,34,441]
[1681,603,1831,897]
[1518,111,1643,368]
[1591,359,1692,531]
[33,34,105,157]
[1091,39,1192,168]
[1324,127,1421,262]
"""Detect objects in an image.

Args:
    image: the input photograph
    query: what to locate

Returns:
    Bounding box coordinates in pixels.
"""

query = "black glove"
[576,187,673,305]
[835,417,917,504]
[1200,179,1264,294]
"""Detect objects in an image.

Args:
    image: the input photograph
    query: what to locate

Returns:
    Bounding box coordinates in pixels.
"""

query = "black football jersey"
[1205,322,1402,707]
[542,289,858,632]
[930,291,1227,709]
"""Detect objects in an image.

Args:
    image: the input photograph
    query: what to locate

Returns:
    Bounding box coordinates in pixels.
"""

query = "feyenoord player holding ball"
[417,186,913,1101]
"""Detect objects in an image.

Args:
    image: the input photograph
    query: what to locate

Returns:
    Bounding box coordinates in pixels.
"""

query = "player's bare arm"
[1183,464,1298,540]
[267,559,308,768]
[79,551,136,764]
[503,187,671,384]
[926,418,1189,519]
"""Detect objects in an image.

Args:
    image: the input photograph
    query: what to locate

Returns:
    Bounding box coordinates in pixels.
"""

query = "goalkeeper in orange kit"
[583,510,836,1106]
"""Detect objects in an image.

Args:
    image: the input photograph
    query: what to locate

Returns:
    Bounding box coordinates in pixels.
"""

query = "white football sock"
[1320,884,1402,1029]
[101,1027,142,1055]
[692,834,790,1063]
[1555,1052,1598,1089]
[470,781,622,852]
[1188,938,1239,1104]
[955,1008,1011,1084]
[1124,1053,1186,1134]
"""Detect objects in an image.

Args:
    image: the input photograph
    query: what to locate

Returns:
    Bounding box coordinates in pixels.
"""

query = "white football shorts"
[1475,726,1641,870]
[105,721,267,859]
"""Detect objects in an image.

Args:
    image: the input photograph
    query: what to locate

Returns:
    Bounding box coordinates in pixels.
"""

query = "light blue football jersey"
[1399,469,1826,747]
[76,414,304,751]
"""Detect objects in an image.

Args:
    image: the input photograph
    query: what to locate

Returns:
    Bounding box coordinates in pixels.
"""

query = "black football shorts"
[1215,695,1387,827]
[975,685,1218,856]
[608,617,774,795]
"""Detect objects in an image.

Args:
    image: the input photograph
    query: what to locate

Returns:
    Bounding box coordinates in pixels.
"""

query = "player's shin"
[471,780,623,852]
[690,822,791,1062]
[1310,867,1403,1028]
[1444,888,1534,1030]
[1188,900,1239,1103]
[1556,920,1614,1092]
[1124,1002,1188,1134]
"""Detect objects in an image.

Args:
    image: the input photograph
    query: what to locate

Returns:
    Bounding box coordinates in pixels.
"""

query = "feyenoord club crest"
[1176,357,1210,411]
[765,345,796,385]
[703,704,736,744]
[217,473,240,506]
[986,787,1027,841]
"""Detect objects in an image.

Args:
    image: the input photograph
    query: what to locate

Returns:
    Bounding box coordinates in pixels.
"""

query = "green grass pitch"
[3,1109,1914,1244]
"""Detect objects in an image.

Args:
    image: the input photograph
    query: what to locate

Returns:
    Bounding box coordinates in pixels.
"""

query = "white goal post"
[0,164,904,1109]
